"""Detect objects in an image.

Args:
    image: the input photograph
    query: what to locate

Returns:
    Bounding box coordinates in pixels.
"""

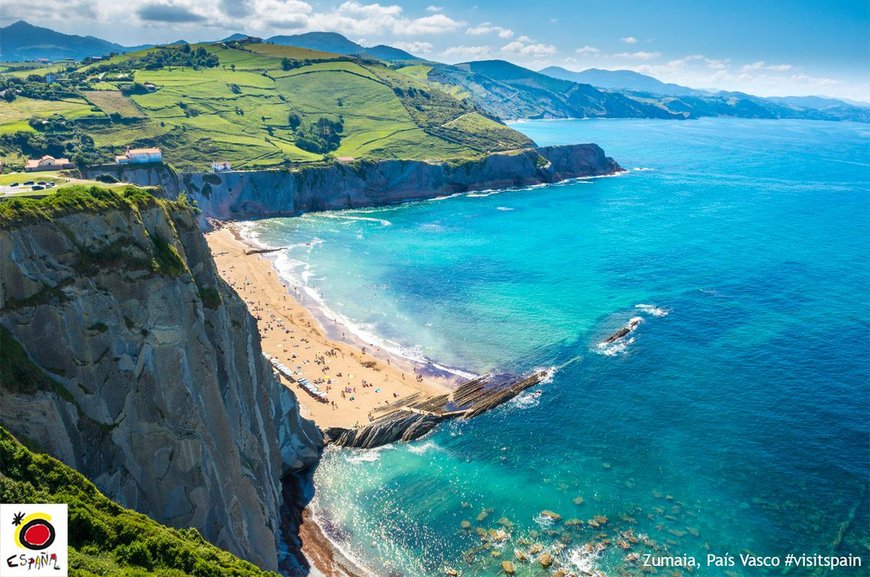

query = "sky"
[4,0,869,101]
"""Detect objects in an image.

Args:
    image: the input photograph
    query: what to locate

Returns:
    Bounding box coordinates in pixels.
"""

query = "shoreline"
[206,224,454,576]
[206,225,455,430]
[298,505,375,577]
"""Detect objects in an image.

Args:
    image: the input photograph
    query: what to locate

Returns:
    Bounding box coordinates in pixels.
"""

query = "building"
[211,161,232,172]
[116,147,163,165]
[25,155,73,172]
[336,156,356,163]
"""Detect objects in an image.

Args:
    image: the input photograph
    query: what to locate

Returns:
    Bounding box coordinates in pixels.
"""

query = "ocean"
[249,118,870,576]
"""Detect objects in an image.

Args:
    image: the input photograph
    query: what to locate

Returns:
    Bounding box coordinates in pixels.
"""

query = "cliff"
[85,144,621,222]
[0,186,322,571]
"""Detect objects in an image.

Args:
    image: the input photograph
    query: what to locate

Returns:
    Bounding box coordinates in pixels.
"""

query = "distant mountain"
[222,33,250,42]
[417,60,870,123]
[540,66,698,97]
[441,59,682,119]
[768,95,868,111]
[0,20,132,61]
[363,44,419,61]
[267,31,422,61]
[269,32,362,54]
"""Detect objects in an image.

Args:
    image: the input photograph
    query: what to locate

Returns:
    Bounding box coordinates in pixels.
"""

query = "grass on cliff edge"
[0,427,279,577]
[0,184,164,227]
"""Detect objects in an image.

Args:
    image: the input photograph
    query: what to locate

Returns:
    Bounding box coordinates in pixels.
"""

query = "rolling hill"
[0,40,531,171]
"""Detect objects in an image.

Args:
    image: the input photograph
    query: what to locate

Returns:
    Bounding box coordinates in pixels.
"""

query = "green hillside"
[0,425,276,577]
[408,59,683,120]
[0,41,532,171]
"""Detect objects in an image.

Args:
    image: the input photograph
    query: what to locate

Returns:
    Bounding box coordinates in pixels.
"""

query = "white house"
[116,147,163,165]
[211,161,232,172]
[25,155,74,172]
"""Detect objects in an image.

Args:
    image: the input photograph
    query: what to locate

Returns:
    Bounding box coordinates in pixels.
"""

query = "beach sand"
[208,226,454,576]
[206,227,453,430]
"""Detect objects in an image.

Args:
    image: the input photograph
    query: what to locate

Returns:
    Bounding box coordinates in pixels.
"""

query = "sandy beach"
[206,226,453,430]
[207,226,452,576]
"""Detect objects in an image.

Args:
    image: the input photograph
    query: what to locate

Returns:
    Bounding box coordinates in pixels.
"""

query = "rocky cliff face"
[183,144,620,220]
[86,144,621,222]
[0,197,322,571]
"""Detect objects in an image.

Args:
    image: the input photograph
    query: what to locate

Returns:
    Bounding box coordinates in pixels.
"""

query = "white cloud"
[440,45,493,60]
[501,40,557,57]
[575,45,600,55]
[741,60,794,72]
[299,1,463,37]
[392,40,433,54]
[620,36,638,44]
[250,0,313,29]
[614,51,661,60]
[466,22,513,38]
[425,4,442,11]
[402,13,464,35]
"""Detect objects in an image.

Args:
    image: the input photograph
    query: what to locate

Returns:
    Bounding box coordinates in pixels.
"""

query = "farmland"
[0,41,533,171]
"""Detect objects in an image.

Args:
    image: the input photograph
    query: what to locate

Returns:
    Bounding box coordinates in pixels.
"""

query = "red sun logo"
[12,512,56,551]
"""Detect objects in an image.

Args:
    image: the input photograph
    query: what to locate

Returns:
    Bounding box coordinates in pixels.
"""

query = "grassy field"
[84,90,143,117]
[0,41,533,171]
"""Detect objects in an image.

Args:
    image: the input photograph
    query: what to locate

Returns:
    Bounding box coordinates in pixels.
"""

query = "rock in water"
[501,560,516,574]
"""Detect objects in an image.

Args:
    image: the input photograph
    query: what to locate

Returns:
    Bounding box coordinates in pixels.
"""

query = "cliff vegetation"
[0,426,277,577]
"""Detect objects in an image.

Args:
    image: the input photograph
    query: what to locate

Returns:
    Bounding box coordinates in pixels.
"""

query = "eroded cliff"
[85,144,621,222]
[0,187,322,571]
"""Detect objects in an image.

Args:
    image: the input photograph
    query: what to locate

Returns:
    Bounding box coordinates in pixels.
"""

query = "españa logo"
[0,505,67,577]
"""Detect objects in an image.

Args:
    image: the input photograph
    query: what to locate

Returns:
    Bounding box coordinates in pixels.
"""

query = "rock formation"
[0,195,321,571]
[85,144,622,222]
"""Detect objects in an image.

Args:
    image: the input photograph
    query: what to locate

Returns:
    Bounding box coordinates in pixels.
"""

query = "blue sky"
[5,0,869,100]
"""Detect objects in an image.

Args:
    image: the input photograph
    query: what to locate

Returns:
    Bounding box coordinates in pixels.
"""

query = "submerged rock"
[539,552,554,567]
[501,560,516,574]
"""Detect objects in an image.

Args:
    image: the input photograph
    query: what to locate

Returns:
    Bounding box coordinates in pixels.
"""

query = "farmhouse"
[25,155,73,172]
[212,161,232,172]
[115,147,163,165]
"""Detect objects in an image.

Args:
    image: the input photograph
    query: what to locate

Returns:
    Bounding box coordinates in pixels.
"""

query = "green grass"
[83,91,143,117]
[1,42,533,170]
[0,426,278,577]
[0,184,162,228]
[0,97,100,124]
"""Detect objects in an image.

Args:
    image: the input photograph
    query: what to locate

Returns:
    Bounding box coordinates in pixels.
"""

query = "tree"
[230,64,236,72]
[288,112,301,130]
[281,57,292,71]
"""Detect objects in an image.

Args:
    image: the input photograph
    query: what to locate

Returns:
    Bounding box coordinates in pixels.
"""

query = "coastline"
[207,224,455,576]
[298,506,375,577]
[206,225,455,430]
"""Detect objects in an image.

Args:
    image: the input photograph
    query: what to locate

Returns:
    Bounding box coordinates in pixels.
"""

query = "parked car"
[9,183,18,187]
[23,180,34,185]
[31,185,44,191]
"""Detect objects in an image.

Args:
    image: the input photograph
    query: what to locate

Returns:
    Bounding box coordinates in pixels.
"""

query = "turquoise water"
[252,119,870,576]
